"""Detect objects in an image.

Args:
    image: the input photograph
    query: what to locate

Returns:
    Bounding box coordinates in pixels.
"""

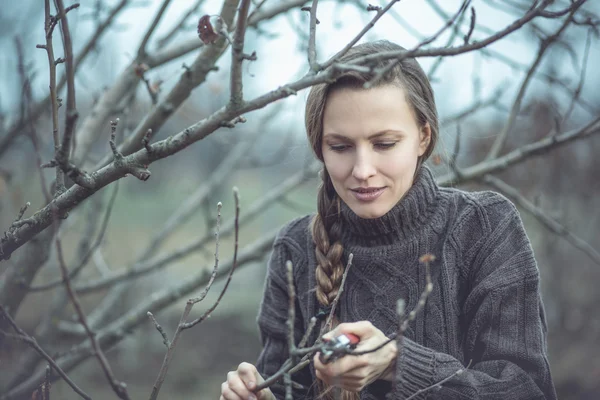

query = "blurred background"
[0,0,599,399]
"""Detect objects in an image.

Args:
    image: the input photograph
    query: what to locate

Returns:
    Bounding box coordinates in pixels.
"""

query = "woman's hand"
[220,362,275,400]
[313,321,397,392]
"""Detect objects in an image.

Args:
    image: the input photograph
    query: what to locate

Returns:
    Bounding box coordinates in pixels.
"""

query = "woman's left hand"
[313,321,397,392]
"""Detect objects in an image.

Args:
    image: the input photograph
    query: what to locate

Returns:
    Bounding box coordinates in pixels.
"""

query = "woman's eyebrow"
[368,130,405,139]
[323,130,405,140]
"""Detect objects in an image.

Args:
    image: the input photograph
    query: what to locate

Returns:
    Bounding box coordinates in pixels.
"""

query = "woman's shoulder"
[439,186,520,234]
[275,214,313,242]
[272,214,314,256]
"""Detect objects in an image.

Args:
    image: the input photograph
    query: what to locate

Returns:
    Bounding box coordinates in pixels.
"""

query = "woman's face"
[321,84,431,219]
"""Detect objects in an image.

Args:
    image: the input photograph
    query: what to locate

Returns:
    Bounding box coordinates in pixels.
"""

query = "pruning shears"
[319,333,360,364]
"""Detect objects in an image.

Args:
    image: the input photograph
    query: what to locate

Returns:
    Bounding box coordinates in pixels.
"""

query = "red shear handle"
[343,333,360,345]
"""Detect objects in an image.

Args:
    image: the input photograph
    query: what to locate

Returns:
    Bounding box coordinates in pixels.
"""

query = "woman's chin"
[348,203,390,219]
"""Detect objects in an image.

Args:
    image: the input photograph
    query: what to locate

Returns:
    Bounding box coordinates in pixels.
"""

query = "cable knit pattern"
[255,166,557,399]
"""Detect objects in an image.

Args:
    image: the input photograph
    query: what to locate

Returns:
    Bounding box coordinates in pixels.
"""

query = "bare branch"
[464,6,476,44]
[55,237,131,400]
[230,0,253,107]
[55,0,80,184]
[437,116,600,186]
[40,0,65,193]
[0,1,591,261]
[320,0,401,71]
[136,135,257,262]
[147,312,170,348]
[27,182,120,292]
[306,0,320,72]
[65,165,317,296]
[560,27,593,126]
[0,305,91,400]
[486,4,582,160]
[182,188,241,328]
[366,0,471,88]
[324,254,353,332]
[405,360,473,400]
[0,0,128,161]
[137,0,173,59]
[156,0,206,48]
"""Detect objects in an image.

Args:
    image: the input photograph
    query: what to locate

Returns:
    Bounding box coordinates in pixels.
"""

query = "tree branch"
[230,0,253,107]
[485,4,582,160]
[0,305,91,400]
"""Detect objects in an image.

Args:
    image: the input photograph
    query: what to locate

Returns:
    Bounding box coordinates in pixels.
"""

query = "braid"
[311,169,360,400]
[312,168,345,308]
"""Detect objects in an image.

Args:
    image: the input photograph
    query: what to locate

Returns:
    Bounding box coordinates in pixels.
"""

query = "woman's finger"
[237,362,262,390]
[227,371,253,400]
[314,351,367,378]
[221,380,243,400]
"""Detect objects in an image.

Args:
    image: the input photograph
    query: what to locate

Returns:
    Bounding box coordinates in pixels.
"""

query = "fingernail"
[247,381,255,389]
[248,395,256,400]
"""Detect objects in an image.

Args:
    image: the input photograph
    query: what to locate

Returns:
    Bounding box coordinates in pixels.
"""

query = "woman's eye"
[329,144,350,152]
[374,142,397,150]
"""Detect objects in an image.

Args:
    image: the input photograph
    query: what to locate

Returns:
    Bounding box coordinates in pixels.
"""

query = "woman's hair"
[306,40,438,399]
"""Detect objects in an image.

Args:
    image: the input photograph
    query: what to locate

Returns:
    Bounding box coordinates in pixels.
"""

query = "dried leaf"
[198,15,220,44]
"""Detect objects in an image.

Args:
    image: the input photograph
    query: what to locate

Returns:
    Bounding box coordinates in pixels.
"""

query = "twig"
[285,260,296,399]
[402,255,435,330]
[182,188,241,327]
[299,317,318,348]
[324,254,353,332]
[427,3,470,79]
[55,0,79,184]
[147,312,170,348]
[485,4,582,160]
[437,116,600,186]
[464,6,476,44]
[560,27,593,126]
[27,181,120,291]
[307,0,320,72]
[142,129,153,154]
[4,230,276,399]
[0,1,591,261]
[137,0,173,59]
[254,253,356,392]
[109,119,151,181]
[149,190,239,399]
[40,0,65,193]
[320,0,402,71]
[405,360,473,400]
[55,237,131,400]
[156,0,206,48]
[391,298,404,394]
[0,306,91,400]
[230,0,253,108]
[72,165,318,295]
[366,0,472,88]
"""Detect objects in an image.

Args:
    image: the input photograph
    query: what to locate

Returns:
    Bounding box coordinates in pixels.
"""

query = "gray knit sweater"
[255,166,556,399]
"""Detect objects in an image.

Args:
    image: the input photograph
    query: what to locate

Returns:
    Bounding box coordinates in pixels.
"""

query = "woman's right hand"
[220,362,275,400]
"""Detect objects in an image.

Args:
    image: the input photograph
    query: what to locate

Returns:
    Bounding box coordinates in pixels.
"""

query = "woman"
[220,40,557,400]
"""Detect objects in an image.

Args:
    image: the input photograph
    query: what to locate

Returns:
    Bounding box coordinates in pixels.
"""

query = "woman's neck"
[339,166,440,247]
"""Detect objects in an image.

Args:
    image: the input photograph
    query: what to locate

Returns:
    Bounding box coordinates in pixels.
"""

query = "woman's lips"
[350,187,385,202]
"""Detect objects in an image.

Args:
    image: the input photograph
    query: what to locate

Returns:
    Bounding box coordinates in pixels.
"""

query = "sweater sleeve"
[391,197,557,400]
[255,230,313,399]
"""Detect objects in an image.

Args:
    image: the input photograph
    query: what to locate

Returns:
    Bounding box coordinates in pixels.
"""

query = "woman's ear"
[418,122,432,156]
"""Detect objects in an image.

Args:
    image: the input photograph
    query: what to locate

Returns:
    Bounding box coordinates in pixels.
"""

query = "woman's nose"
[352,152,376,181]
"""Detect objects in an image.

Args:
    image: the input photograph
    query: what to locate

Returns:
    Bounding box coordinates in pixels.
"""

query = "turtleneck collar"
[339,166,439,246]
